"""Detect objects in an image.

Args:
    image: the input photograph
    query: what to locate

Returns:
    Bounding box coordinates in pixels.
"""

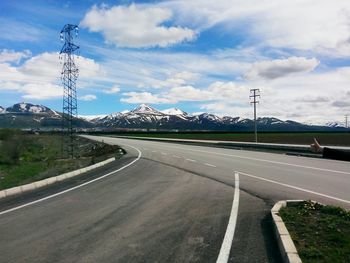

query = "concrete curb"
[271,200,303,263]
[0,157,116,199]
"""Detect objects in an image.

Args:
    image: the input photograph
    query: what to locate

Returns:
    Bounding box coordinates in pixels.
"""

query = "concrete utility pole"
[250,89,260,143]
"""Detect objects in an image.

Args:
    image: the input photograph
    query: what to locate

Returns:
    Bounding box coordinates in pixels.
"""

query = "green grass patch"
[108,132,350,146]
[279,201,350,263]
[0,130,124,190]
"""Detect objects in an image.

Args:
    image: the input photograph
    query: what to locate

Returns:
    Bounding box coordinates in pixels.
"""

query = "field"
[279,201,350,263]
[110,132,350,146]
[0,129,123,190]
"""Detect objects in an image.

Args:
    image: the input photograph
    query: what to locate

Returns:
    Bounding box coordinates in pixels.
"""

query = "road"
[0,135,349,263]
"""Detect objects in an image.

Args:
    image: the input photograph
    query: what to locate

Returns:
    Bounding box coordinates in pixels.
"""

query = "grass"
[108,132,350,146]
[0,130,123,190]
[279,201,350,263]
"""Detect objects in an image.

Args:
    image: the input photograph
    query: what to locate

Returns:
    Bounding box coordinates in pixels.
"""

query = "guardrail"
[110,136,350,156]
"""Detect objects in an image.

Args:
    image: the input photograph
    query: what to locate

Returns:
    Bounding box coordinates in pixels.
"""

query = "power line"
[60,24,79,159]
[250,88,260,143]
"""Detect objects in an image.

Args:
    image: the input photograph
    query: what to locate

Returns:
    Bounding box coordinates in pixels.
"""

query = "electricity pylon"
[60,24,79,158]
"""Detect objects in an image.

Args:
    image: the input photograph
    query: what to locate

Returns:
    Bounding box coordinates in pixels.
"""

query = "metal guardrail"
[110,136,350,156]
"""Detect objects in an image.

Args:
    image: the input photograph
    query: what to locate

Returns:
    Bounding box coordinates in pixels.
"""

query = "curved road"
[0,135,349,263]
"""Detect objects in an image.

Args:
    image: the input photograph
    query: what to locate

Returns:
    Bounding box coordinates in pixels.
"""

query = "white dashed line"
[161,152,168,155]
[204,163,216,167]
[217,172,240,263]
[167,145,350,175]
[173,155,182,158]
[152,150,157,153]
[186,158,197,162]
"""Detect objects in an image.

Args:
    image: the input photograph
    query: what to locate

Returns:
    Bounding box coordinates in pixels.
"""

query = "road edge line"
[0,144,142,216]
[216,171,240,263]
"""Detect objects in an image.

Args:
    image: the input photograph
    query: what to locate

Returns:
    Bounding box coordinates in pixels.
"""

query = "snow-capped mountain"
[0,102,347,131]
[131,104,164,115]
[78,115,107,121]
[97,104,170,128]
[161,108,188,116]
[0,103,91,129]
[93,104,345,131]
[6,103,58,116]
[325,122,345,128]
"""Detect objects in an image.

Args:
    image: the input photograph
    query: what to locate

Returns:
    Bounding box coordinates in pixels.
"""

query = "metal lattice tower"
[60,24,79,158]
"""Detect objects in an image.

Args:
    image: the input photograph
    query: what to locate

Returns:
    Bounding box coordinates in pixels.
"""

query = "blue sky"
[1,0,350,124]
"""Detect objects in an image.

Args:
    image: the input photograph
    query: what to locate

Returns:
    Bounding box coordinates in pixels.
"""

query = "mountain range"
[0,102,347,131]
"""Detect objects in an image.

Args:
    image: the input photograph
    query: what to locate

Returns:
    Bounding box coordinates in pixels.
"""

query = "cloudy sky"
[1,0,350,124]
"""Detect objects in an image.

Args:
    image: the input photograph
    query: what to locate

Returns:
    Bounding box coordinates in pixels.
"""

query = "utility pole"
[250,88,260,143]
[60,24,79,158]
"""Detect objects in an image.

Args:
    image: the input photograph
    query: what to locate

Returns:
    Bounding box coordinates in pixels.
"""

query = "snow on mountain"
[198,113,221,122]
[29,105,46,113]
[79,115,107,121]
[161,108,188,116]
[325,122,345,128]
[257,117,285,125]
[6,103,52,114]
[131,104,164,115]
[0,102,346,131]
[221,116,242,124]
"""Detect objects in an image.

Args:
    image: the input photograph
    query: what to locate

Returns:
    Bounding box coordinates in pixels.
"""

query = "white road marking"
[161,152,168,155]
[173,155,182,158]
[166,145,350,175]
[186,158,197,162]
[152,150,157,153]
[239,171,350,204]
[143,148,149,151]
[0,144,142,216]
[217,172,240,263]
[204,163,216,167]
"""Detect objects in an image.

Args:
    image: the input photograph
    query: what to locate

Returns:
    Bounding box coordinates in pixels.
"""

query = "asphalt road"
[0,135,349,263]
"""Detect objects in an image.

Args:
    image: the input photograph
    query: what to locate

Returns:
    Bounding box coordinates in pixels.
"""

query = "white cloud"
[245,57,319,80]
[0,81,62,100]
[0,50,101,100]
[121,81,251,104]
[162,0,350,57]
[79,94,97,101]
[145,71,201,89]
[120,65,350,124]
[120,92,171,104]
[103,85,120,94]
[199,102,252,118]
[80,4,196,48]
[207,81,249,101]
[0,49,31,64]
[168,85,213,101]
